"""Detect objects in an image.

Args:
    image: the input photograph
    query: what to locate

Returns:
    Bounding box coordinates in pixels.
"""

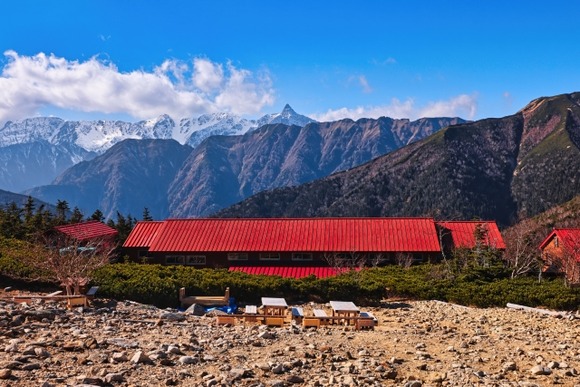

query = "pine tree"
[55,200,70,225]
[90,209,105,222]
[70,207,84,223]
[142,207,153,221]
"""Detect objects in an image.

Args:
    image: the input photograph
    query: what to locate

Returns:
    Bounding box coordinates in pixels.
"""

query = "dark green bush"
[3,247,579,310]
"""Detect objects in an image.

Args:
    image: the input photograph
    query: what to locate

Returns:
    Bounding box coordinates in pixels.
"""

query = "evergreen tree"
[90,209,105,222]
[23,196,35,225]
[55,200,70,224]
[142,207,153,221]
[70,207,84,223]
[1,202,24,239]
[108,211,136,245]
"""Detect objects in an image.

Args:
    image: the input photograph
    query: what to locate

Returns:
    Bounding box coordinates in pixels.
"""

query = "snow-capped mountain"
[256,104,316,128]
[0,105,315,192]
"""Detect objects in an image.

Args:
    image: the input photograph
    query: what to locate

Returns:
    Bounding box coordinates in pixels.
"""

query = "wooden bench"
[355,317,375,330]
[291,307,304,323]
[215,315,236,325]
[67,296,87,309]
[86,286,99,298]
[359,311,377,326]
[265,316,285,327]
[302,317,320,328]
[179,287,230,308]
[244,305,258,323]
[313,309,330,325]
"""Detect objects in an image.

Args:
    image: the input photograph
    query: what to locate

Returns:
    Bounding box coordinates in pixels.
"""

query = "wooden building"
[123,217,443,268]
[539,228,580,284]
[122,217,506,275]
[437,221,506,252]
[53,220,118,251]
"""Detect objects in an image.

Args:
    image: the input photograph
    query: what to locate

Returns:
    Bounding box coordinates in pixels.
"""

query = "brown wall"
[541,237,580,284]
[122,248,440,268]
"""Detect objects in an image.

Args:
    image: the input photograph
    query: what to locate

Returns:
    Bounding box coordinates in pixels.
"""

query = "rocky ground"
[1,291,580,387]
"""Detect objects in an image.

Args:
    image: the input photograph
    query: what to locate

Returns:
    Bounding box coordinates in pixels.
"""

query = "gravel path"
[1,295,579,386]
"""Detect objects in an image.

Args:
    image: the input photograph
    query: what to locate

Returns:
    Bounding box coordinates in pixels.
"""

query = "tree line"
[0,197,154,244]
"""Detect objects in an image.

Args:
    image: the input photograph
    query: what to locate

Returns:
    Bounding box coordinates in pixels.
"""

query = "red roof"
[539,229,580,261]
[122,221,164,248]
[54,220,118,241]
[437,221,506,250]
[229,266,352,278]
[125,218,441,253]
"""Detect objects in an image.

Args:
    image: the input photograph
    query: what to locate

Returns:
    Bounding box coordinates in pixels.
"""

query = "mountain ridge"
[0,105,315,192]
[216,92,580,226]
[26,116,464,219]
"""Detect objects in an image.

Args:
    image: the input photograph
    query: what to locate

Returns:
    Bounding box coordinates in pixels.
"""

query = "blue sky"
[1,1,579,124]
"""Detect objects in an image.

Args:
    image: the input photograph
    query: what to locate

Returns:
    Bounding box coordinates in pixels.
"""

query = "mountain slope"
[0,105,314,192]
[25,139,193,220]
[168,117,464,217]
[217,92,580,226]
[0,189,54,212]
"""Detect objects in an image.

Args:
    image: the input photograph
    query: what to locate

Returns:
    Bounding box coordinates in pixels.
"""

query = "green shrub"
[4,249,580,310]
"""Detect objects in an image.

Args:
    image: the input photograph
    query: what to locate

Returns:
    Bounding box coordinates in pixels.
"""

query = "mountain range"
[217,92,580,226]
[25,114,462,219]
[0,104,314,192]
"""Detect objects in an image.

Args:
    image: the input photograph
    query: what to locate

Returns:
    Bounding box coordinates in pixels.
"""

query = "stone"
[502,361,517,371]
[178,356,197,365]
[229,367,247,380]
[159,312,186,322]
[131,350,152,364]
[530,365,551,375]
[287,374,305,383]
[430,372,447,382]
[22,363,41,371]
[62,340,84,351]
[186,304,206,316]
[547,361,559,369]
[0,369,11,380]
[111,352,128,363]
[11,315,23,327]
[34,347,51,358]
[258,331,276,340]
[104,372,125,383]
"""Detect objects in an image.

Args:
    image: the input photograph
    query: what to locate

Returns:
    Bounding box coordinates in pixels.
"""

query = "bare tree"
[435,223,456,278]
[394,252,413,268]
[560,237,580,287]
[24,235,116,295]
[323,251,366,273]
[368,253,387,268]
[502,220,542,279]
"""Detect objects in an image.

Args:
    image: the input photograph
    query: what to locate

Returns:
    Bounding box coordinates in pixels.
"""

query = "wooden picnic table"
[261,297,288,316]
[330,301,359,324]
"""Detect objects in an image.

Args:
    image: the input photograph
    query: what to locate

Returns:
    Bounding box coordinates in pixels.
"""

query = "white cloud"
[312,94,478,122]
[358,75,373,94]
[0,51,275,125]
[192,58,224,93]
[371,57,397,66]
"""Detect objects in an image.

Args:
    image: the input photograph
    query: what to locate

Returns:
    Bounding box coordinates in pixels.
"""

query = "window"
[292,253,313,261]
[259,253,280,261]
[554,236,559,248]
[228,253,248,261]
[166,255,205,265]
[186,255,206,265]
[165,255,185,265]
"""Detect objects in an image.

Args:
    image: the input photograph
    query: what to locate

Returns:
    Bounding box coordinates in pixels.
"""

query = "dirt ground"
[1,292,580,386]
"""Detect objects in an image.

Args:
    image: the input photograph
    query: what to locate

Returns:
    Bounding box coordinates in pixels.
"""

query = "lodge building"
[539,228,580,283]
[122,217,505,277]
